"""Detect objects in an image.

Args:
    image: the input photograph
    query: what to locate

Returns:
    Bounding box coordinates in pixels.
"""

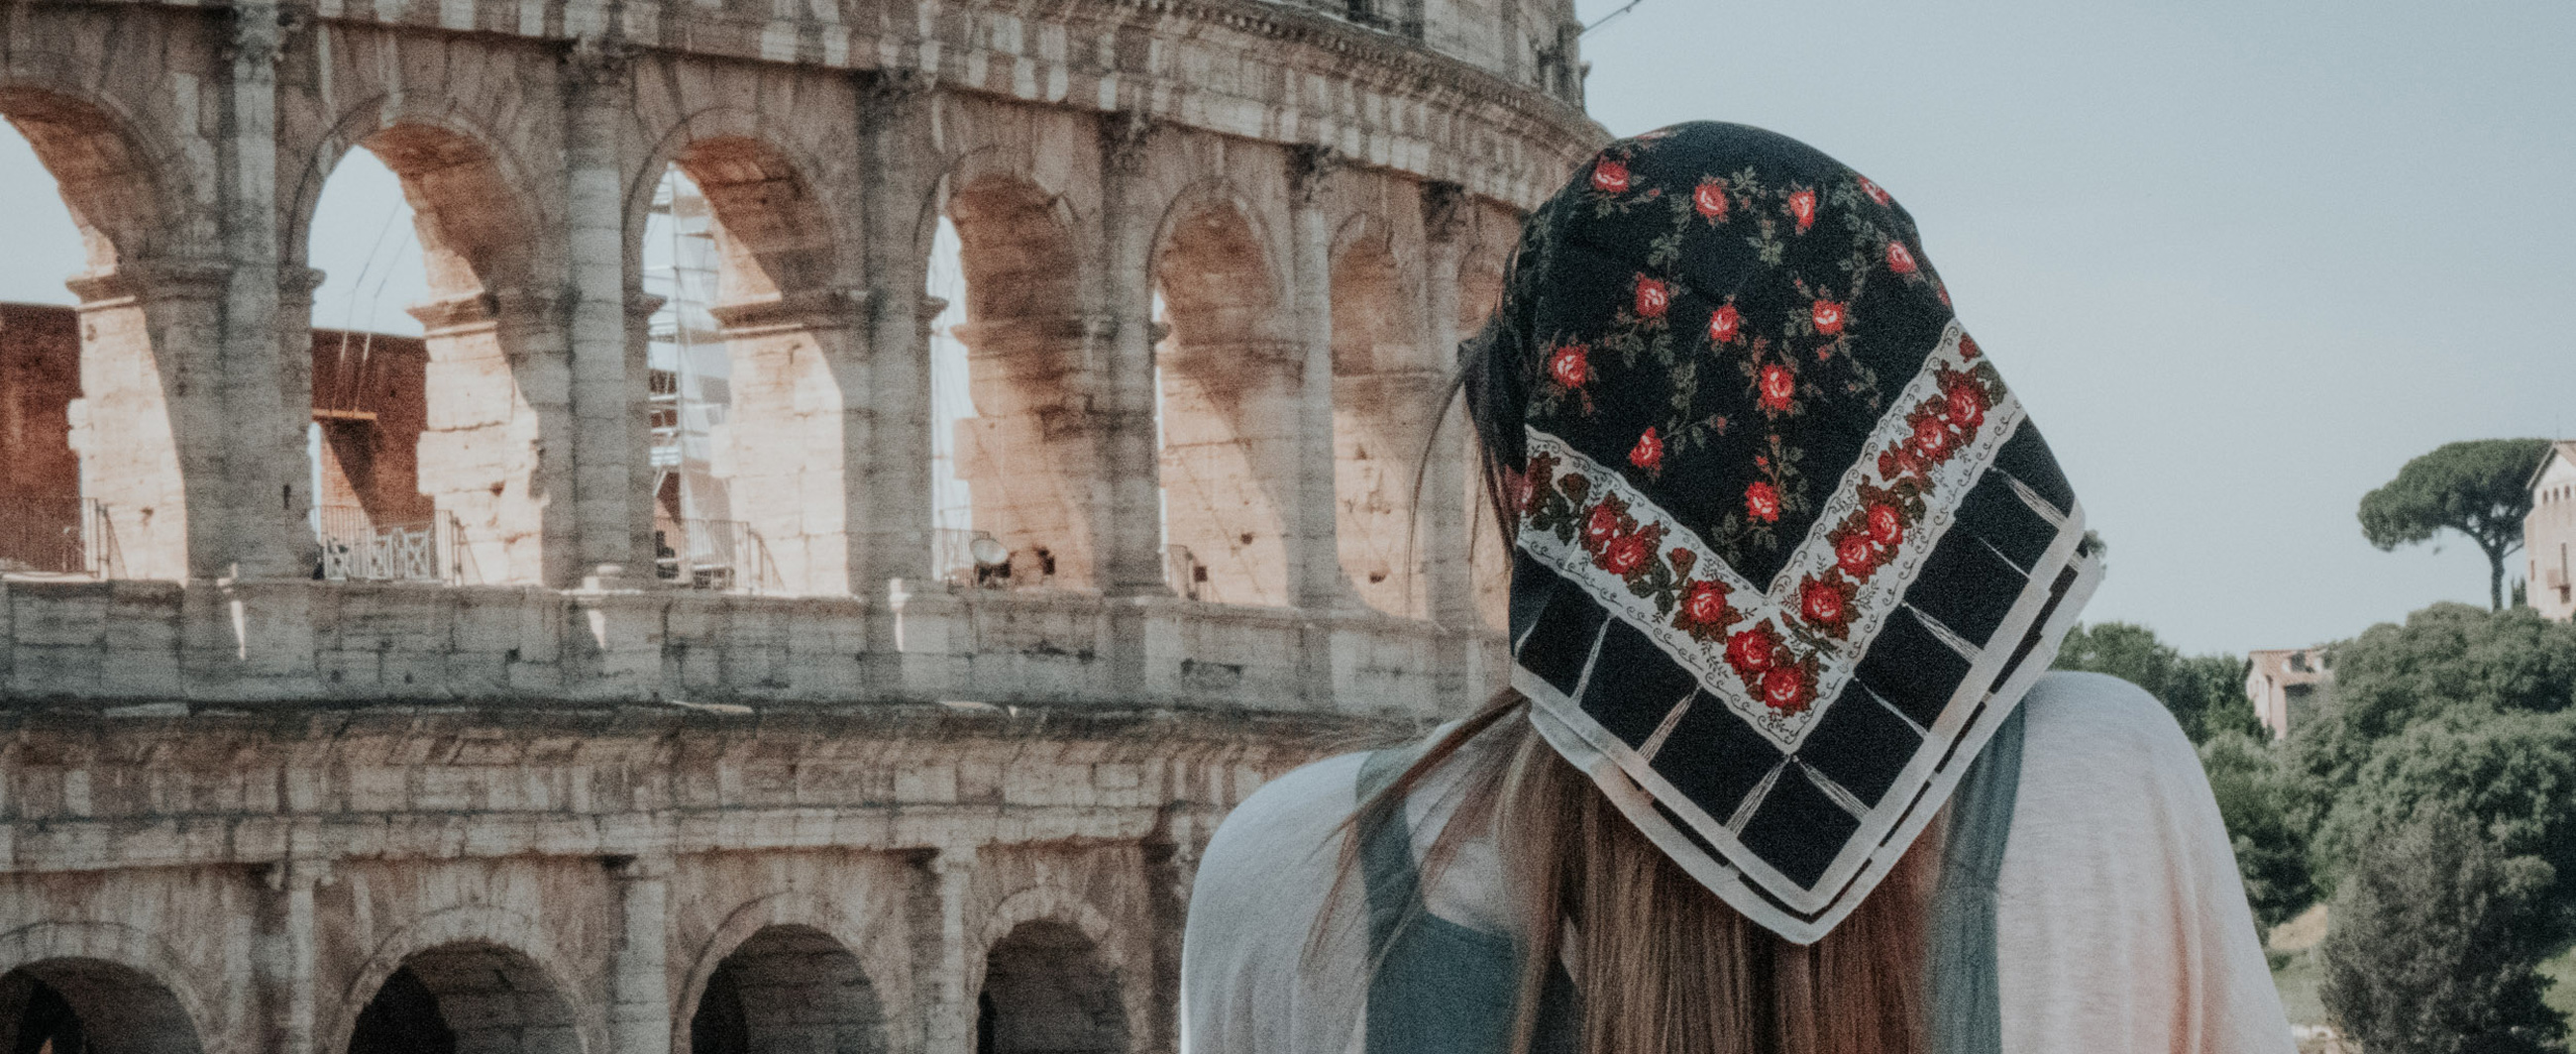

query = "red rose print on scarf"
[1867,502,1904,548]
[1745,480,1782,523]
[1836,534,1877,578]
[1549,344,1589,390]
[1760,662,1817,715]
[1959,334,1982,359]
[1682,580,1733,627]
[1600,532,1651,576]
[1886,242,1918,274]
[1798,575,1859,638]
[1943,374,1986,429]
[1812,300,1847,337]
[1787,189,1818,233]
[1708,304,1741,344]
[1725,623,1780,677]
[1635,275,1670,320]
[1912,416,1953,462]
[1592,157,1631,194]
[1629,426,1664,471]
[1858,175,1890,205]
[1694,178,1729,221]
[1584,502,1623,548]
[1758,365,1796,412]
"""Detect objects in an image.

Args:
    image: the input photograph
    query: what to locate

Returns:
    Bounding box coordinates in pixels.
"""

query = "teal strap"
[1353,748,1576,1054]
[1927,704,2032,1054]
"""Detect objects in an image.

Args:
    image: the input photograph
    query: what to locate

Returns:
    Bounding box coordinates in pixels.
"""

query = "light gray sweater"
[1180,671,2297,1054]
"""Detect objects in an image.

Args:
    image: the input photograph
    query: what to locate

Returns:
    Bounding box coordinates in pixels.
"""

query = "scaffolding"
[644,168,744,586]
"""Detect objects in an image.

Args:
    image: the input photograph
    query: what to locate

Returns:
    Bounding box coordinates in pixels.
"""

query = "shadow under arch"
[932,161,1105,589]
[1324,210,1438,617]
[0,75,214,580]
[1150,182,1299,607]
[685,924,887,1054]
[0,921,217,1054]
[975,920,1129,1054]
[343,942,582,1054]
[629,122,859,595]
[284,101,564,586]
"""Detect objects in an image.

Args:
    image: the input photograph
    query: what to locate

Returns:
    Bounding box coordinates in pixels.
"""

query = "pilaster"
[561,36,649,588]
[857,70,939,595]
[1285,145,1347,615]
[1420,180,1479,712]
[217,0,305,580]
[1098,112,1171,600]
[607,855,674,1054]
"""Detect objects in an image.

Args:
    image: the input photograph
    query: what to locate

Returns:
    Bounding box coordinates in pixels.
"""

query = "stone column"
[608,856,673,1054]
[260,859,331,1054]
[1419,183,1475,628]
[64,261,228,582]
[561,38,649,589]
[1420,182,1479,712]
[914,846,978,1054]
[1285,146,1345,614]
[1098,114,1170,599]
[856,71,937,595]
[217,0,306,580]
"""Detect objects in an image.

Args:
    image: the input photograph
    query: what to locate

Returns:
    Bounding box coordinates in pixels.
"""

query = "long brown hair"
[1328,267,1942,1054]
[1339,694,1941,1054]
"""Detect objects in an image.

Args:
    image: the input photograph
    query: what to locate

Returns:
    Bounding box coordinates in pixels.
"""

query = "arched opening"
[1329,229,1434,617]
[346,943,579,1054]
[976,921,1126,1054]
[687,925,885,1054]
[941,175,1093,590]
[1154,198,1294,607]
[647,137,846,595]
[0,959,204,1054]
[0,89,190,580]
[302,122,552,586]
[303,147,441,583]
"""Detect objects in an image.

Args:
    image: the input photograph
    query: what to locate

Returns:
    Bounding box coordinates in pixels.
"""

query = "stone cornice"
[258,0,1602,209]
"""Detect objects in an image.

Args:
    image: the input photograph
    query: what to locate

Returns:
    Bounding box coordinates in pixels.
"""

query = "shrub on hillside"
[2199,730,2314,932]
[2320,809,2567,1054]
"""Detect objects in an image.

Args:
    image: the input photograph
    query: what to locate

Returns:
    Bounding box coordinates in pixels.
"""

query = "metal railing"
[655,519,781,593]
[0,497,111,578]
[314,506,459,583]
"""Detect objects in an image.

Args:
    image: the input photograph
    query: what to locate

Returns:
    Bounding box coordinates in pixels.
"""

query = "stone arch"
[328,907,596,1054]
[1326,210,1435,616]
[673,892,913,1054]
[933,153,1102,589]
[683,925,886,1054]
[1150,182,1297,607]
[970,892,1138,1054]
[0,923,216,1054]
[286,100,565,586]
[0,68,215,581]
[626,117,860,595]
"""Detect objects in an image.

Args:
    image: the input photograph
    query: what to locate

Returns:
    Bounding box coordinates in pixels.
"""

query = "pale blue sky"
[2,1,2568,653]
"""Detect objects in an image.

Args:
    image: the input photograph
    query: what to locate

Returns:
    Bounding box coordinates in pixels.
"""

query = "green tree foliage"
[2052,621,2265,743]
[2198,730,2314,931]
[2308,709,2576,902]
[2358,438,2553,611]
[2320,809,2567,1054]
[2292,604,2576,819]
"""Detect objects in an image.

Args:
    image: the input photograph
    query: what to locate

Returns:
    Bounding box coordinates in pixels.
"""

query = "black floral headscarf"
[1481,123,2102,944]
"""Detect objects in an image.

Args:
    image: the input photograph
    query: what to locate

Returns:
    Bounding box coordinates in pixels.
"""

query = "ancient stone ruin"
[0,0,1600,1052]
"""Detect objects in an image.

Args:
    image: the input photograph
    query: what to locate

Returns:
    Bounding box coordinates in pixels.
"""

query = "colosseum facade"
[0,0,1602,1052]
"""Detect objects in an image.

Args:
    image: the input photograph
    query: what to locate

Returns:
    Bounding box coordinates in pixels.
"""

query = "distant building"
[2246,647,2331,740]
[2528,440,2576,621]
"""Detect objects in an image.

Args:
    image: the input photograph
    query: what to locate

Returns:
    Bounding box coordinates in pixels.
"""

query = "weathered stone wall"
[0,0,1598,1049]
